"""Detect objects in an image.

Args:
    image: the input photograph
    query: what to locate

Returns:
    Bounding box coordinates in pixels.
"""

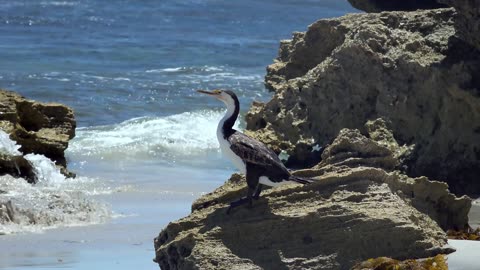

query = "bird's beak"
[196,89,220,97]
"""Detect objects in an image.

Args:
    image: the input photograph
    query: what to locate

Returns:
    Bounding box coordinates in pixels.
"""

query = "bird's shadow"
[196,182,346,269]
[192,178,396,269]
[199,200,290,270]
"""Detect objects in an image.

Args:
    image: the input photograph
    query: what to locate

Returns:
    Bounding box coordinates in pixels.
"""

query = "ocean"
[0,1,357,269]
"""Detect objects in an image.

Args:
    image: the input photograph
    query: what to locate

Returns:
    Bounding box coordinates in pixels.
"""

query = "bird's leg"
[226,186,254,215]
[226,164,260,214]
[253,184,263,200]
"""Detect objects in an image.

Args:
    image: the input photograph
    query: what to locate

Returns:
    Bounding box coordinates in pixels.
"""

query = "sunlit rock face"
[245,8,480,195]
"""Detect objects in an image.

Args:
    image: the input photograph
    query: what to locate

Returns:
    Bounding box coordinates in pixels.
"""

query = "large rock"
[246,8,480,195]
[348,0,447,12]
[153,125,470,270]
[438,0,480,51]
[0,89,76,181]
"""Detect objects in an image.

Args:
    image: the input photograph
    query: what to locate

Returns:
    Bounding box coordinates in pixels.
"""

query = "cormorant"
[197,89,312,213]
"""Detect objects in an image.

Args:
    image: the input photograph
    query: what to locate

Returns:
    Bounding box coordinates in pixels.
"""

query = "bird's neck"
[218,98,239,139]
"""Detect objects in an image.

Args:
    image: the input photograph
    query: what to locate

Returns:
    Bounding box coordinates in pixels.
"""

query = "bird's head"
[197,89,238,107]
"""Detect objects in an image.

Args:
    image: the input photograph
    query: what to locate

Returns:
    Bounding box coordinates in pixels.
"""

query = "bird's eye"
[213,90,222,94]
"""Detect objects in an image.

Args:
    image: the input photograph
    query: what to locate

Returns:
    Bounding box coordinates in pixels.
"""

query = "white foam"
[39,1,77,6]
[0,175,111,235]
[67,110,240,159]
[24,154,66,186]
[113,77,131,81]
[153,67,183,73]
[0,131,112,235]
[145,65,223,74]
[203,66,223,72]
[0,130,21,156]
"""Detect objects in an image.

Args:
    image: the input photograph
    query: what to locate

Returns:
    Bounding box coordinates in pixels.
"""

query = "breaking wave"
[67,110,240,160]
[145,66,223,74]
[0,131,112,235]
[0,175,111,235]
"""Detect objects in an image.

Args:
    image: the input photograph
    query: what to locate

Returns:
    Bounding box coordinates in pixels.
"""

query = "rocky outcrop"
[439,0,480,51]
[348,0,447,12]
[312,119,411,171]
[246,8,480,195]
[154,124,470,270]
[0,90,76,181]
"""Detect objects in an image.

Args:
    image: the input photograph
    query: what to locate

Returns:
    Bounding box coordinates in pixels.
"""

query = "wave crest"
[0,175,111,235]
[67,110,238,159]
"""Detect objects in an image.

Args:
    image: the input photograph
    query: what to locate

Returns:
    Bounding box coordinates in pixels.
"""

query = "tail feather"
[289,175,314,185]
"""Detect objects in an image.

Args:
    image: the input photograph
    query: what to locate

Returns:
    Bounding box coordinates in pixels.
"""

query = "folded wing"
[228,131,287,172]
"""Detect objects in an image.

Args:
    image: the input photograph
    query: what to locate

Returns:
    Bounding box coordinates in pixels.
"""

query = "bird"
[197,89,313,214]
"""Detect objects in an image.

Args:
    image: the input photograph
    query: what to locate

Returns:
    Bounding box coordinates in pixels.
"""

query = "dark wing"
[228,131,286,169]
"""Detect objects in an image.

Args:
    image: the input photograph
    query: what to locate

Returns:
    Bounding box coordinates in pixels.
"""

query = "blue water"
[1,0,356,126]
[0,1,358,269]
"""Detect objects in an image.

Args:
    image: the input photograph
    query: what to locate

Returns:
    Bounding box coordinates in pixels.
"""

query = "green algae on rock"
[351,254,448,270]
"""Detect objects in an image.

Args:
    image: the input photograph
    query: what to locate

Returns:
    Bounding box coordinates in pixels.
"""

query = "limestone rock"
[154,126,470,270]
[364,119,413,162]
[310,119,414,173]
[154,170,456,270]
[246,9,480,195]
[0,89,76,181]
[318,128,399,171]
[438,0,480,51]
[348,0,447,12]
[298,125,470,231]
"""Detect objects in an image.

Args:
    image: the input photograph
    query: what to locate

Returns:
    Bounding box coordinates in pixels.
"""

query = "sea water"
[0,1,358,269]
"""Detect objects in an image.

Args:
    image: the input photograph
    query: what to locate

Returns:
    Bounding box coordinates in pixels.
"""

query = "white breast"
[217,129,246,174]
[215,97,248,175]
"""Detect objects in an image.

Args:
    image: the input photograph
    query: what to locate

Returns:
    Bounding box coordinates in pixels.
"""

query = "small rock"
[0,89,76,180]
